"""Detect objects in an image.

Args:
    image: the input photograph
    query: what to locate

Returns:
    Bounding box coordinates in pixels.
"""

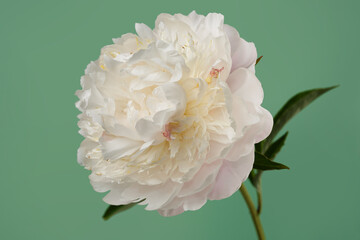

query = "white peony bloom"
[76,11,273,216]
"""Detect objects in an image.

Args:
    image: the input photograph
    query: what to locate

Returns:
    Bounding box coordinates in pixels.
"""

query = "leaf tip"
[256,56,263,65]
[102,206,113,221]
[327,85,340,91]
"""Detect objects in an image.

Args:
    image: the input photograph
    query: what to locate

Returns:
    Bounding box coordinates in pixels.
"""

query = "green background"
[1,0,359,239]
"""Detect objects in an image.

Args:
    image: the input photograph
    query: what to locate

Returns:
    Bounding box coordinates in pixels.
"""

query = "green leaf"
[255,142,262,153]
[256,56,263,65]
[253,152,289,170]
[103,202,140,220]
[265,132,289,160]
[261,85,338,152]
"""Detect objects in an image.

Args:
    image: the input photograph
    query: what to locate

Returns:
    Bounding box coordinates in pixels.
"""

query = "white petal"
[135,118,162,142]
[102,183,137,205]
[89,175,113,192]
[103,115,140,140]
[78,124,102,142]
[204,13,224,37]
[135,23,155,41]
[77,138,98,166]
[100,134,142,161]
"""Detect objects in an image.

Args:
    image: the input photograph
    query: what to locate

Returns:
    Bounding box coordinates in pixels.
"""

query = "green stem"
[239,185,266,240]
[254,171,264,214]
[256,180,263,215]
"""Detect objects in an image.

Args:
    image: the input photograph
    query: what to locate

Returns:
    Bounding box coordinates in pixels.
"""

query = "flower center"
[206,67,224,83]
[162,122,180,141]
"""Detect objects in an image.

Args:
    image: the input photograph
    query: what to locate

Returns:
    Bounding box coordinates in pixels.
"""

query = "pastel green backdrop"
[1,0,359,239]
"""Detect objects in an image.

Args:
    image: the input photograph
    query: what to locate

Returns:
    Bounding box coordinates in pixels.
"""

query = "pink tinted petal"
[208,151,254,200]
[226,134,256,162]
[227,104,273,161]
[141,182,182,210]
[158,206,184,217]
[205,140,229,163]
[227,68,264,105]
[103,181,181,209]
[178,160,222,197]
[182,184,214,211]
[254,106,273,143]
[231,94,259,138]
[157,195,184,212]
[224,24,257,73]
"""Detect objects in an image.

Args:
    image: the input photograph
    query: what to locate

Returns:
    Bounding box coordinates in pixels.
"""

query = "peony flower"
[76,11,273,216]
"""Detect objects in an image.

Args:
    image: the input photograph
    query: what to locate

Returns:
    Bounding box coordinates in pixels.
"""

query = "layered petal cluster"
[76,11,273,216]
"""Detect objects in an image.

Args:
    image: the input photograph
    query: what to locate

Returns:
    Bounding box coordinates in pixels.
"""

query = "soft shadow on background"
[1,0,359,239]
